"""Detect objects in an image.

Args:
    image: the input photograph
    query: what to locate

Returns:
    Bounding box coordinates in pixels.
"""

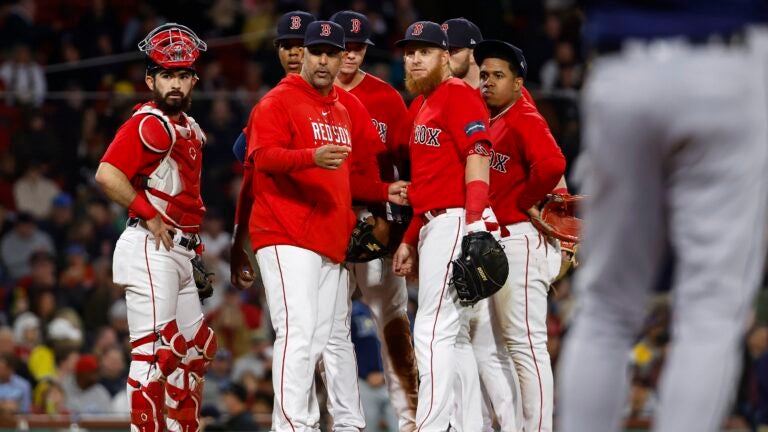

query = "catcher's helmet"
[138,23,206,74]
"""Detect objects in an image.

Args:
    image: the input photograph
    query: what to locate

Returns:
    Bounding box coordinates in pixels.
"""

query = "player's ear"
[191,75,199,87]
[144,74,155,91]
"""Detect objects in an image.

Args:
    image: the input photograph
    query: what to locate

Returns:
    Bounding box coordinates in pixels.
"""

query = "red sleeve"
[443,86,492,157]
[402,216,423,247]
[101,116,153,178]
[248,97,317,173]
[516,114,566,210]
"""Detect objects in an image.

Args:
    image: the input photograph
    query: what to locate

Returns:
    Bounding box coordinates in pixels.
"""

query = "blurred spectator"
[12,161,60,220]
[10,112,60,174]
[62,354,111,414]
[0,43,46,107]
[206,383,257,431]
[351,300,397,432]
[98,346,126,398]
[200,210,231,260]
[540,40,583,92]
[202,348,233,413]
[209,288,261,358]
[58,244,94,311]
[231,328,272,384]
[84,198,119,259]
[35,378,68,415]
[81,257,117,333]
[0,353,31,413]
[39,193,75,256]
[12,312,40,362]
[0,213,54,281]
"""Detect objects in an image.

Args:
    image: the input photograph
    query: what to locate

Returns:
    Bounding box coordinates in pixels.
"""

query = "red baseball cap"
[75,354,99,374]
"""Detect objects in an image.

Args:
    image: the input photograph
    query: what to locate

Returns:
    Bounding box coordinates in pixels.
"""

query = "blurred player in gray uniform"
[558,1,768,431]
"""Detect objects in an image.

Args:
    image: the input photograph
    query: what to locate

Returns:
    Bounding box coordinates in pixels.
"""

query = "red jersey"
[102,102,206,231]
[244,74,356,263]
[349,73,411,180]
[407,78,492,215]
[336,87,389,203]
[488,97,565,226]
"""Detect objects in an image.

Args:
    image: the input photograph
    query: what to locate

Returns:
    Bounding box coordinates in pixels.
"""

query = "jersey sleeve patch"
[464,120,487,138]
[138,115,174,153]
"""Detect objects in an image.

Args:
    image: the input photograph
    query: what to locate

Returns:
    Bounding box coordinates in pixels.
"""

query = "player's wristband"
[129,194,158,220]
[465,180,489,224]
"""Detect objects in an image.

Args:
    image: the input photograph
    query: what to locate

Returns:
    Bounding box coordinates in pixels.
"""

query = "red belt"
[420,208,447,224]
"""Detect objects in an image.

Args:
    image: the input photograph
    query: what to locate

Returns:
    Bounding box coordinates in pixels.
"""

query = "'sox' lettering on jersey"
[290,16,302,30]
[372,119,388,143]
[464,120,487,137]
[351,18,361,34]
[320,23,332,36]
[311,122,351,146]
[490,150,510,173]
[413,124,441,147]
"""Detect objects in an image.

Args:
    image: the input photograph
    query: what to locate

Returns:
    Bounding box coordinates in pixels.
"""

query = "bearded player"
[95,24,217,432]
[392,21,490,431]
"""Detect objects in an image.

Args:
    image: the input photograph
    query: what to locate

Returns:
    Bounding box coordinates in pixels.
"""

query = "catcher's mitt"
[345,216,390,263]
[450,231,509,306]
[532,194,583,243]
[191,255,214,300]
[554,240,579,282]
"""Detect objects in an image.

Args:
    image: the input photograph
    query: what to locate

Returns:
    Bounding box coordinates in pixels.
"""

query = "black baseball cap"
[395,21,448,49]
[442,18,483,49]
[329,10,374,45]
[473,39,528,79]
[304,21,345,51]
[275,11,316,43]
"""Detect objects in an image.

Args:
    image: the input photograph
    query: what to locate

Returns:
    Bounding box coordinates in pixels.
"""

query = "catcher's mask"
[139,23,207,75]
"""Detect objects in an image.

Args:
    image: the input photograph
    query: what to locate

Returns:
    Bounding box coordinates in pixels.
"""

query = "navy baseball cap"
[442,18,483,49]
[330,10,374,45]
[473,39,528,79]
[304,21,345,51]
[275,11,316,43]
[395,21,448,49]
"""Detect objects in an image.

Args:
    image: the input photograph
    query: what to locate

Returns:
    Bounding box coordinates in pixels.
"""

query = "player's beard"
[405,64,445,96]
[154,88,191,115]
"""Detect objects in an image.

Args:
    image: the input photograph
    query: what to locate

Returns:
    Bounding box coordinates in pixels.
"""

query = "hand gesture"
[230,242,255,290]
[314,144,350,170]
[146,215,176,251]
[387,180,411,206]
[393,243,417,276]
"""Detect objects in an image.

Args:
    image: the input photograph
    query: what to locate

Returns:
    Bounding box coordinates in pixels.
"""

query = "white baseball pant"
[257,245,346,432]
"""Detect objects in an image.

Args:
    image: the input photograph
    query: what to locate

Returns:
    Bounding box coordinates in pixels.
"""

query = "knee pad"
[132,320,188,379]
[129,378,166,432]
[188,325,217,378]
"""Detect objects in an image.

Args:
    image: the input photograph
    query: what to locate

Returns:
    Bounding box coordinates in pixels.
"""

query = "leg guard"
[130,320,187,432]
[129,378,166,432]
[166,325,217,432]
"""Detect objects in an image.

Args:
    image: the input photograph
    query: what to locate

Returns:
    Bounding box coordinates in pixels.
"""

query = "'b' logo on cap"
[290,16,301,30]
[320,23,331,36]
[412,23,424,36]
[441,23,448,32]
[351,18,361,34]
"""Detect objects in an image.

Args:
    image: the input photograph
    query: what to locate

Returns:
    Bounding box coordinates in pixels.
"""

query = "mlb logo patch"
[464,120,486,137]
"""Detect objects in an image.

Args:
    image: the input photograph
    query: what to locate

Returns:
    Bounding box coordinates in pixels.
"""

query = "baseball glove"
[345,216,390,263]
[450,231,509,306]
[554,240,579,282]
[191,255,214,300]
[531,194,583,243]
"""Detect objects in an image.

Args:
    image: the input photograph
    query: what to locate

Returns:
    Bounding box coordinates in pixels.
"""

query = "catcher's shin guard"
[166,325,217,432]
[129,320,188,432]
